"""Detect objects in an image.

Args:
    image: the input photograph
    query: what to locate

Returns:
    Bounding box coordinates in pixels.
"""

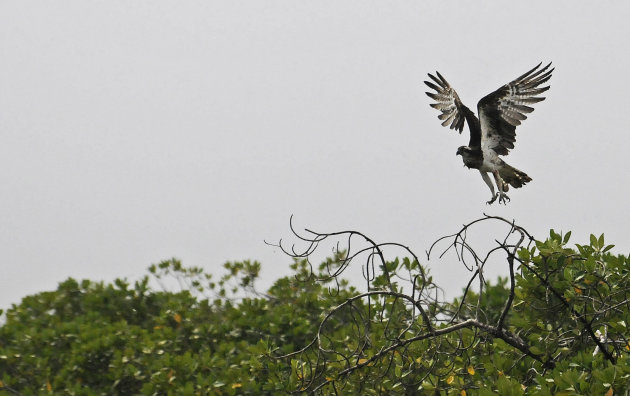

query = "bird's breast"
[461,151,483,170]
[479,152,504,172]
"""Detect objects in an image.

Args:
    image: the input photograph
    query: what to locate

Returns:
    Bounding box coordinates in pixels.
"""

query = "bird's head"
[456,146,468,156]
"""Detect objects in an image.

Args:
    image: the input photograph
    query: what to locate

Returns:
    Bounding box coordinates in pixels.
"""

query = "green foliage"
[0,231,629,394]
[0,258,354,395]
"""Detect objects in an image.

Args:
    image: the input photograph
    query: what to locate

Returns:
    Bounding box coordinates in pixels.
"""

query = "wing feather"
[424,72,466,132]
[424,71,482,149]
[478,62,554,156]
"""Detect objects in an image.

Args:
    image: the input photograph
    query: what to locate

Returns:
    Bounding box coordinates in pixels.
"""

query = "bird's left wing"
[478,62,554,156]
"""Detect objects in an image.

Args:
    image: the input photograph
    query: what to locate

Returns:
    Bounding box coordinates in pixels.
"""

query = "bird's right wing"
[425,72,481,148]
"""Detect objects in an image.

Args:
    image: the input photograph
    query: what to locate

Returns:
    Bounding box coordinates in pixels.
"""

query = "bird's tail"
[500,164,532,190]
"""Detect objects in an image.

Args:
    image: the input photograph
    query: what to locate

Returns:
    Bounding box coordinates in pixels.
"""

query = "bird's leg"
[492,170,510,204]
[480,171,498,204]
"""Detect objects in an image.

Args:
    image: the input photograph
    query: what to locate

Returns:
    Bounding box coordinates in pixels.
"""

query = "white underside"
[477,107,512,203]
[479,151,503,173]
[478,111,505,173]
[478,149,507,201]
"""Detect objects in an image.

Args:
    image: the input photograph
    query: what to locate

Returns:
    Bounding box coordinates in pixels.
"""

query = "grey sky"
[1,1,629,309]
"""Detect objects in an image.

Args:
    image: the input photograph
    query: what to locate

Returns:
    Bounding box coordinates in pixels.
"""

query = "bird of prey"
[424,63,553,204]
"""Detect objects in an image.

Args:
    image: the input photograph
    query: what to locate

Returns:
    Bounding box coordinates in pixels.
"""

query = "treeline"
[1,221,630,395]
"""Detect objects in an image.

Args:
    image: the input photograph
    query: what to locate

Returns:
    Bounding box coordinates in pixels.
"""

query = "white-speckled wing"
[478,62,553,157]
[424,71,467,132]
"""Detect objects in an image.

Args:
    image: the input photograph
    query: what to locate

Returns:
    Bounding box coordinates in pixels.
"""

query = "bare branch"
[271,214,620,393]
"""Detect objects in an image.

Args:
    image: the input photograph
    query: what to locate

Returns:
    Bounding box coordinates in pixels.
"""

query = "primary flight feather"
[424,62,554,204]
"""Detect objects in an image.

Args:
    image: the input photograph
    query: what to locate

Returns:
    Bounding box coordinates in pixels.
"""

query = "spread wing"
[478,62,554,156]
[424,72,481,149]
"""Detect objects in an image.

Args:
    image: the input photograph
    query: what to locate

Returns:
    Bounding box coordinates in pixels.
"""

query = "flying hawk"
[424,62,553,204]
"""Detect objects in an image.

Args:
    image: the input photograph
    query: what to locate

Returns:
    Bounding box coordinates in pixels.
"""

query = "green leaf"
[497,376,524,396]
[557,255,566,267]
[563,231,572,244]
[563,267,572,280]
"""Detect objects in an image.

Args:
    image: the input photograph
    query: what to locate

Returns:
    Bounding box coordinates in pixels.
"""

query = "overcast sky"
[1,1,629,309]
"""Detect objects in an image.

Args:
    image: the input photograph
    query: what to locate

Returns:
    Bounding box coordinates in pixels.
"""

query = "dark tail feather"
[500,164,532,190]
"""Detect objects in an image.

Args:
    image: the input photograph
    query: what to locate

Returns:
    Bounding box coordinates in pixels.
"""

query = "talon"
[498,192,510,205]
[486,193,499,205]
